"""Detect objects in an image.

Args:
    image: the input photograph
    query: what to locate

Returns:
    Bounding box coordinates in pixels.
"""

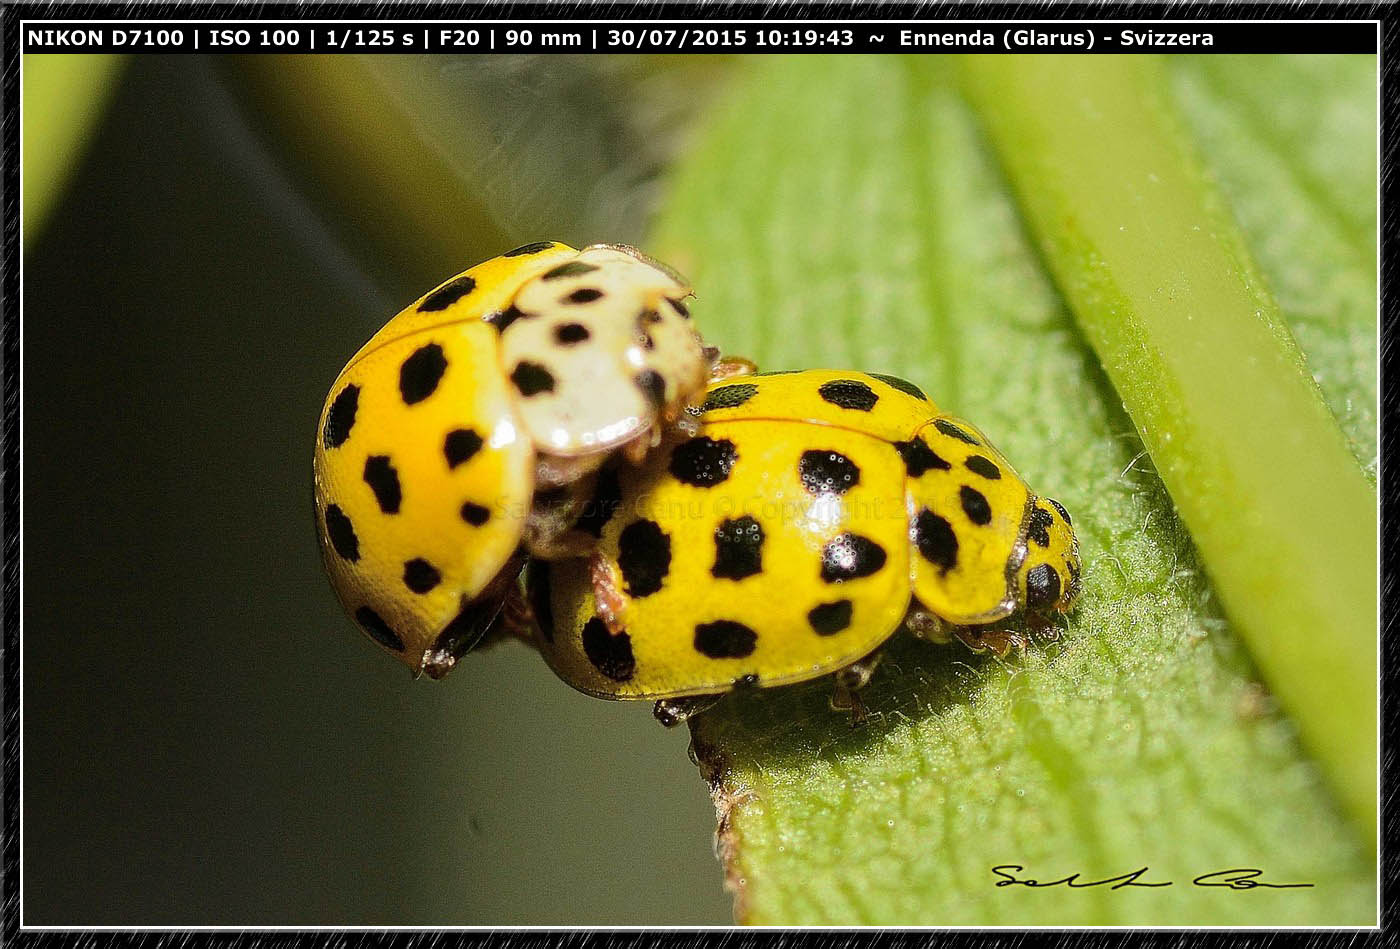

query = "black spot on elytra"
[635,370,666,410]
[807,599,853,635]
[324,504,359,561]
[799,450,861,496]
[694,620,758,659]
[618,519,671,597]
[399,343,448,405]
[363,456,402,514]
[525,561,554,643]
[460,502,491,526]
[701,383,758,412]
[485,305,526,334]
[935,419,980,445]
[355,607,404,652]
[965,455,1002,480]
[542,260,599,280]
[1028,506,1055,548]
[582,617,635,681]
[576,467,623,538]
[895,437,951,477]
[1025,564,1061,609]
[1047,498,1073,527]
[418,274,477,312]
[914,509,958,572]
[712,516,765,580]
[511,361,556,397]
[960,485,992,526]
[669,298,690,319]
[554,322,591,345]
[565,287,604,304]
[444,428,484,469]
[818,379,879,412]
[323,385,359,449]
[867,372,928,402]
[669,436,738,487]
[503,241,555,257]
[820,533,887,583]
[403,558,442,594]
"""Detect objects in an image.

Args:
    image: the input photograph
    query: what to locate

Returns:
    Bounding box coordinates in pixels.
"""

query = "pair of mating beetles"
[313,242,1080,725]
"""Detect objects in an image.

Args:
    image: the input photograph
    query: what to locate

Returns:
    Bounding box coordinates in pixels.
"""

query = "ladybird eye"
[1025,564,1062,609]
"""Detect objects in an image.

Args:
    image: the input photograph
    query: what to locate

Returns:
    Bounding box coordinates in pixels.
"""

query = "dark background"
[22,54,733,924]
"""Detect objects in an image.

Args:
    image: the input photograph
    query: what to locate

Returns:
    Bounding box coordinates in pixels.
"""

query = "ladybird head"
[570,244,710,424]
[1015,498,1081,615]
[502,244,709,459]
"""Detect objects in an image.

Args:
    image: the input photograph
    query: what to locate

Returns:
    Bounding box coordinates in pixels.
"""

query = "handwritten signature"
[992,865,1314,890]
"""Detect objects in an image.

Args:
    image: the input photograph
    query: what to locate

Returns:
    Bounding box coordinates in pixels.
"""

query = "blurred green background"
[22,53,735,925]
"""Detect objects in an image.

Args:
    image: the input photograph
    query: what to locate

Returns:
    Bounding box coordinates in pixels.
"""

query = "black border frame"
[1,1,1392,942]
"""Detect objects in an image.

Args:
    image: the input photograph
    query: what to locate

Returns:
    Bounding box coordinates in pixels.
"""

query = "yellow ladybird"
[527,369,1081,723]
[314,241,712,678]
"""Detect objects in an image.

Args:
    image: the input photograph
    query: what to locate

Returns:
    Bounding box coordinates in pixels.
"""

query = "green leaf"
[1167,55,1379,477]
[959,53,1376,841]
[652,54,1375,925]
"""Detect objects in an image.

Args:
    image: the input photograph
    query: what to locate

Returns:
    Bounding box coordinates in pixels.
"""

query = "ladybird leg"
[952,625,1030,659]
[499,582,539,645]
[470,582,538,651]
[527,531,598,560]
[671,411,703,439]
[589,551,629,635]
[661,352,760,443]
[835,648,883,692]
[525,478,602,559]
[830,647,884,726]
[656,405,703,443]
[622,431,659,465]
[904,605,952,644]
[420,553,529,679]
[1026,611,1065,644]
[654,694,725,728]
[830,684,870,726]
